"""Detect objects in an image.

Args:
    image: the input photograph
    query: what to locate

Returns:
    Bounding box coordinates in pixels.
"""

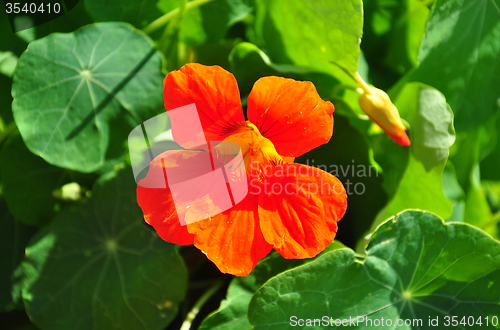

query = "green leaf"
[85,0,252,45]
[382,0,429,75]
[199,241,346,330]
[406,0,500,132]
[442,162,466,222]
[0,202,37,311]
[181,0,254,45]
[374,83,455,226]
[362,0,429,79]
[253,0,363,76]
[228,42,341,98]
[248,210,500,329]
[481,113,500,181]
[84,0,174,29]
[12,22,164,173]
[21,169,187,330]
[0,133,66,226]
[449,117,498,237]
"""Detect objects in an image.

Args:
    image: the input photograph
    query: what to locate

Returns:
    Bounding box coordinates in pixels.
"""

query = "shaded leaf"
[0,202,37,311]
[0,133,66,226]
[84,0,175,29]
[249,210,500,329]
[362,0,429,82]
[21,169,187,330]
[228,42,341,98]
[406,0,500,131]
[12,22,164,172]
[450,116,498,237]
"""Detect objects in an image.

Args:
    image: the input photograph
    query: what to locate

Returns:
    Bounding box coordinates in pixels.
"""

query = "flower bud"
[355,73,410,146]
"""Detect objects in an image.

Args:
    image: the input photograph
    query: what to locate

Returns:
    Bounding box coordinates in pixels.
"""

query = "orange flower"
[137,63,347,276]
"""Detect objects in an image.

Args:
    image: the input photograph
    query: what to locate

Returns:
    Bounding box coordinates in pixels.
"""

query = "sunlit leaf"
[249,210,500,329]
[21,169,187,330]
[12,22,164,172]
[253,0,363,76]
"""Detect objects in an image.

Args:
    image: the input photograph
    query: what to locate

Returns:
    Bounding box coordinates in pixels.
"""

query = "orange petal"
[186,191,273,276]
[258,164,347,259]
[137,165,194,245]
[247,77,334,157]
[136,149,221,245]
[164,63,246,147]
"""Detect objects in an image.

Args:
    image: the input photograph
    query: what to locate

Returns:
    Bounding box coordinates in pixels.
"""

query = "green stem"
[0,121,18,145]
[180,281,224,330]
[355,72,372,95]
[142,0,214,35]
[158,0,188,52]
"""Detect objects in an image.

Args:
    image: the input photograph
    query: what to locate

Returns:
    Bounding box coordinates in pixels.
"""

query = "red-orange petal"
[186,191,273,276]
[258,164,347,259]
[247,77,335,157]
[137,171,194,245]
[164,63,246,147]
[136,149,223,245]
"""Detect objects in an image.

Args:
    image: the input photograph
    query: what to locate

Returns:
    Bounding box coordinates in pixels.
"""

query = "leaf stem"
[354,72,372,95]
[180,281,224,330]
[142,0,214,35]
[158,0,188,52]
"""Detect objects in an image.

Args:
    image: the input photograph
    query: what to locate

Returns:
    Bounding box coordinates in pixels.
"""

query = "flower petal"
[258,164,347,259]
[247,77,334,157]
[186,191,273,276]
[136,149,222,245]
[164,63,246,147]
[137,172,194,245]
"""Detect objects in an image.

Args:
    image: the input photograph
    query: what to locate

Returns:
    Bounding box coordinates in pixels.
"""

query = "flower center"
[222,122,288,176]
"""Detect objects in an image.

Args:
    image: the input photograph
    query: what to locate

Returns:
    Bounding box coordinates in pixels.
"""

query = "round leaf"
[200,241,346,330]
[249,210,500,329]
[21,169,187,330]
[12,22,164,172]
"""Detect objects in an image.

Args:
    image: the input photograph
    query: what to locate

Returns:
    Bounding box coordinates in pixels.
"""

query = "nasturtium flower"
[137,63,347,276]
[355,72,411,146]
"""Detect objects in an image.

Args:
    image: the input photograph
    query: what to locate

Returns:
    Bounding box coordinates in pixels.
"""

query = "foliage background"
[1,0,500,329]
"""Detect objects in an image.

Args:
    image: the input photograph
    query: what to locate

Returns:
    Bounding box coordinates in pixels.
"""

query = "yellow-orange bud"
[355,73,410,146]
